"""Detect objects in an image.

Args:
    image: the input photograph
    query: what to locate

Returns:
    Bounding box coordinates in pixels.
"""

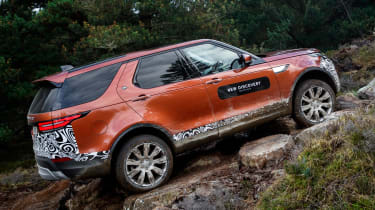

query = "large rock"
[336,94,373,110]
[295,111,354,147]
[358,78,375,100]
[12,180,70,210]
[239,134,294,169]
[64,178,124,210]
[123,162,247,210]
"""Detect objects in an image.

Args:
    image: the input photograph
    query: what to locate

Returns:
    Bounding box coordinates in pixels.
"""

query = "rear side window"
[135,51,190,89]
[59,63,121,109]
[29,86,59,114]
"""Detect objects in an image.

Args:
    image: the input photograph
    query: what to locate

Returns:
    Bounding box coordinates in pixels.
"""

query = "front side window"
[181,43,242,76]
[136,51,189,89]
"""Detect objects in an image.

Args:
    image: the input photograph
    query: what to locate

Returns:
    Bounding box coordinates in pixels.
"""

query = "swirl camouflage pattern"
[32,125,109,161]
[320,55,341,91]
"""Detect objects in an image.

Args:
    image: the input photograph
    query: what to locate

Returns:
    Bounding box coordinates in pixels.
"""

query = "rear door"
[180,43,282,136]
[117,50,218,151]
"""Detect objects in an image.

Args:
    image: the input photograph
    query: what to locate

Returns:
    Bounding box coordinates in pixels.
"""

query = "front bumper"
[35,156,110,180]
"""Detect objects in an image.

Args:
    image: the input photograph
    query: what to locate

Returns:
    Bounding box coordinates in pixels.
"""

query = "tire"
[293,79,336,127]
[115,135,173,192]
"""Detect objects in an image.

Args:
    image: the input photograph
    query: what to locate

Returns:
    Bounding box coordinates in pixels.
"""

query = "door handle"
[132,94,150,102]
[205,78,223,85]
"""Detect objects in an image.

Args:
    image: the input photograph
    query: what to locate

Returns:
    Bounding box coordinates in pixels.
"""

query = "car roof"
[33,39,210,84]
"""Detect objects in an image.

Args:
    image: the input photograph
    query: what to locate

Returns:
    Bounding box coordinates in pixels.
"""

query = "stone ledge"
[239,134,294,169]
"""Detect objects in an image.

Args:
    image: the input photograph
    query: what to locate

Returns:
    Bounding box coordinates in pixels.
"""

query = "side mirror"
[240,54,252,66]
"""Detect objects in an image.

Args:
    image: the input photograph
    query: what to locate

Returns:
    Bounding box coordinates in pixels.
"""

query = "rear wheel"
[115,135,173,192]
[293,79,336,127]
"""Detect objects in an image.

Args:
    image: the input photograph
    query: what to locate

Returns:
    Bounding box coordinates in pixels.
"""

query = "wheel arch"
[109,124,176,172]
[289,67,338,113]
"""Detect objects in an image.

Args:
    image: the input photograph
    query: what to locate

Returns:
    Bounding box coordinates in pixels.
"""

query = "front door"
[180,43,283,136]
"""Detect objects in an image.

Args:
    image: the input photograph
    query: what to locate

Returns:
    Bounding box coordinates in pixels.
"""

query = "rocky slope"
[1,36,375,210]
[0,116,298,210]
[1,109,368,210]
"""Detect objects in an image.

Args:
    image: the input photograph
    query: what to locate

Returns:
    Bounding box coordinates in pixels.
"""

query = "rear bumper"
[37,164,69,180]
[35,156,110,180]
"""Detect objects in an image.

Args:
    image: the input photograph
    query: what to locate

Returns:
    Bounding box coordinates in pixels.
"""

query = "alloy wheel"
[300,86,333,123]
[125,142,168,188]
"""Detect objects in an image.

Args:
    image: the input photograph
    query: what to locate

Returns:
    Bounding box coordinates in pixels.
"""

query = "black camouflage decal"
[32,125,109,161]
[173,99,289,142]
[320,55,341,91]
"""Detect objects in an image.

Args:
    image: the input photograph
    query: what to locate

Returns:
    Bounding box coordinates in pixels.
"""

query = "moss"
[352,42,375,71]
[239,179,254,198]
[258,109,375,209]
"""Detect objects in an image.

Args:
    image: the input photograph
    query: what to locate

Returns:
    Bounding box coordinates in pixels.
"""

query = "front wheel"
[115,135,173,192]
[293,79,336,127]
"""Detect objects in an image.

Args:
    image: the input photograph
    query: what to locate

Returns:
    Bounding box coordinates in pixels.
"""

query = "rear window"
[29,86,59,114]
[59,63,121,109]
[29,63,121,113]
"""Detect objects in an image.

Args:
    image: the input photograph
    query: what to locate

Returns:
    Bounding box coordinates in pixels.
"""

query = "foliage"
[231,0,375,51]
[0,124,13,143]
[329,38,375,91]
[72,22,154,63]
[258,109,375,209]
[0,0,375,147]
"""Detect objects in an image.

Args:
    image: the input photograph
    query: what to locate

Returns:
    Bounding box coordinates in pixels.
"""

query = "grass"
[257,109,375,209]
[352,41,375,71]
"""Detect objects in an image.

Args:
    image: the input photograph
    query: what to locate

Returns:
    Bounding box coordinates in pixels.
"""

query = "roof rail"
[60,65,74,71]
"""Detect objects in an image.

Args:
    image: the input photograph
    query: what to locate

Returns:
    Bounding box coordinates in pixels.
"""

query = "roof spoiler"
[60,65,74,71]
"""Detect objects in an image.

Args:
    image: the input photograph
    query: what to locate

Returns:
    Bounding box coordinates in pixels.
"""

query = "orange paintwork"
[117,60,218,140]
[28,39,331,159]
[267,55,320,101]
[50,63,137,153]
[27,112,52,125]
[200,63,281,127]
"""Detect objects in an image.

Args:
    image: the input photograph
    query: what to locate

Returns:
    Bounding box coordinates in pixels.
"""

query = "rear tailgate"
[27,72,67,126]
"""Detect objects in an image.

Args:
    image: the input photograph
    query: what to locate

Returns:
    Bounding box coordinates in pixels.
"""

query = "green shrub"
[258,109,375,209]
[0,124,13,143]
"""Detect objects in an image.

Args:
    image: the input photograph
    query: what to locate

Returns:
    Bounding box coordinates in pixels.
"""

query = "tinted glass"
[181,44,241,76]
[29,86,59,114]
[136,51,189,89]
[59,63,121,109]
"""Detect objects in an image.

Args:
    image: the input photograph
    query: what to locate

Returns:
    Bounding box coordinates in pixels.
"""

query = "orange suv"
[27,39,340,192]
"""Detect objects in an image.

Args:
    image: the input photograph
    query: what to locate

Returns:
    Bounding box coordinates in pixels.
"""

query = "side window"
[181,44,242,76]
[136,51,190,89]
[59,63,121,109]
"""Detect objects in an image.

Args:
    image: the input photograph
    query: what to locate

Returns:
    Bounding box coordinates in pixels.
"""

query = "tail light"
[52,157,72,163]
[38,113,82,132]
